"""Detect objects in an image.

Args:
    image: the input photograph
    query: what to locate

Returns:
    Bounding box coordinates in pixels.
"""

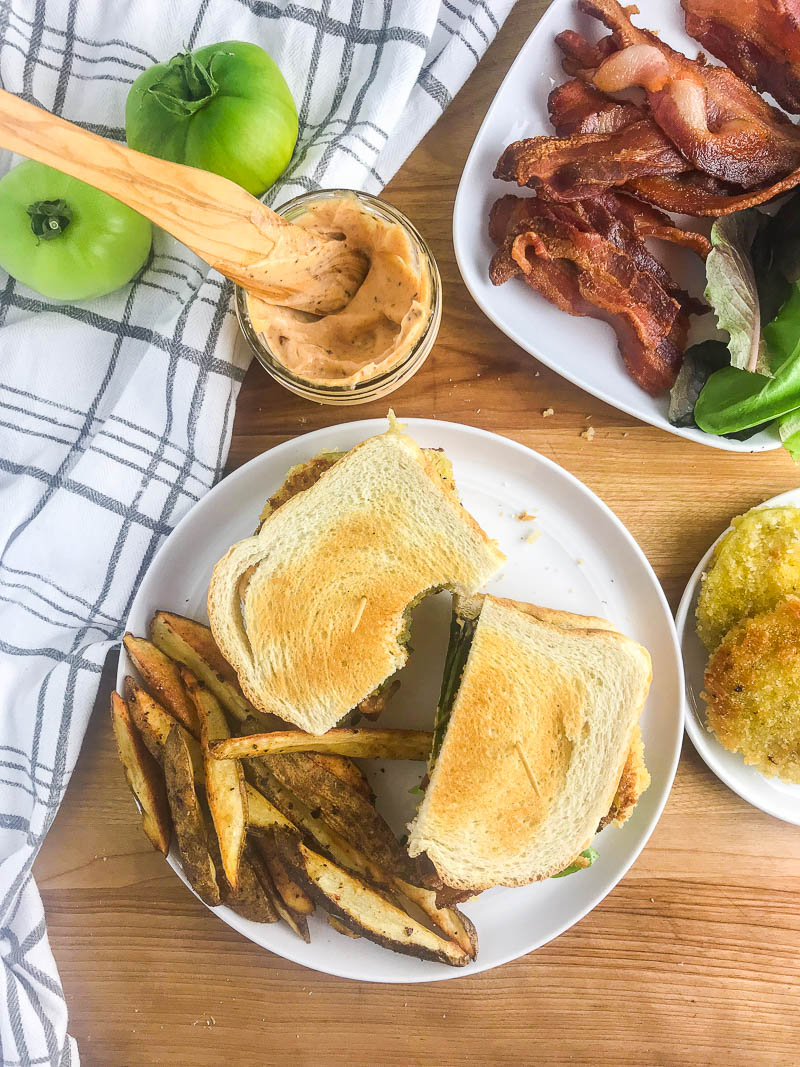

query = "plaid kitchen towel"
[0,0,514,1062]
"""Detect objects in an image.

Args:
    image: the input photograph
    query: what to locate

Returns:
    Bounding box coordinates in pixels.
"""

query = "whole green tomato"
[0,160,152,301]
[125,41,298,197]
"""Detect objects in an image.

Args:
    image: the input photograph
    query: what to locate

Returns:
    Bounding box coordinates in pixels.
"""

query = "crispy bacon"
[682,0,800,115]
[488,194,691,394]
[493,122,690,199]
[547,78,644,135]
[556,29,617,76]
[575,0,800,187]
[546,77,729,221]
[566,192,708,312]
[599,190,712,260]
[629,167,800,215]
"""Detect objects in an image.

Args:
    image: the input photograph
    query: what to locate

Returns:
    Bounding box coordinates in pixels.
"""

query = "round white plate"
[676,490,800,825]
[118,417,684,981]
[452,0,780,452]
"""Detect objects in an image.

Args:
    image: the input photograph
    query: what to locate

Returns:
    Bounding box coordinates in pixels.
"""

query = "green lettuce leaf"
[552,847,599,879]
[705,211,771,376]
[668,340,730,427]
[778,410,800,462]
[695,283,800,435]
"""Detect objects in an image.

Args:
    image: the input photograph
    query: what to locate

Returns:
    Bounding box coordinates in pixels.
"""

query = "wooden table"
[34,3,800,1064]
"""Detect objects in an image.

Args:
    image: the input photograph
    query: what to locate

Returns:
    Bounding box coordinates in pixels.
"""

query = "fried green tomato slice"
[696,506,800,651]
[703,595,800,783]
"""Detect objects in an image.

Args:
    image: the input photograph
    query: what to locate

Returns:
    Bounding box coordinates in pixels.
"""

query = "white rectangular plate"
[453,0,780,452]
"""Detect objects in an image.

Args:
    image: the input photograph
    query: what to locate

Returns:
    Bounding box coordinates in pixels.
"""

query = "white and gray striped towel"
[0,0,514,1062]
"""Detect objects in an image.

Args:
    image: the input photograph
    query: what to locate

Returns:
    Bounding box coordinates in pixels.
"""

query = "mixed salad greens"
[670,192,800,458]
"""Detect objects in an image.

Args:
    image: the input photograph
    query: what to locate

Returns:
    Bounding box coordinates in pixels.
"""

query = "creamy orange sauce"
[246,196,432,386]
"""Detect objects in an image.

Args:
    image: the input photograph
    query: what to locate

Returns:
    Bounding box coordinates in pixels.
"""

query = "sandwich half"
[407,594,652,894]
[208,424,505,734]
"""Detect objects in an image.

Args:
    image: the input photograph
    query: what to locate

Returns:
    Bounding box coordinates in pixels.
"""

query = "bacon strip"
[488,195,691,394]
[556,29,617,76]
[682,0,800,115]
[598,190,712,260]
[547,78,645,135]
[629,167,800,215]
[494,122,690,199]
[576,0,800,187]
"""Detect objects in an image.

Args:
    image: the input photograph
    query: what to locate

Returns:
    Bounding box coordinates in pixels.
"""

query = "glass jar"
[235,188,441,405]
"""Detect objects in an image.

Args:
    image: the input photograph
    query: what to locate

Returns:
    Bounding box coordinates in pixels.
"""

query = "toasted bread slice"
[208,426,504,734]
[407,595,652,892]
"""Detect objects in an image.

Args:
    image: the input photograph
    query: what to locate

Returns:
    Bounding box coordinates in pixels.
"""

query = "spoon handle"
[0,86,376,314]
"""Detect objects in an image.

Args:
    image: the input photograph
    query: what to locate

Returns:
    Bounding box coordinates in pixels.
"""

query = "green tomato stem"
[146,50,219,117]
[26,199,73,241]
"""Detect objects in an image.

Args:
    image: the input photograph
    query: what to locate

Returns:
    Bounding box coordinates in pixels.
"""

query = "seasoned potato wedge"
[254,752,414,879]
[151,610,253,722]
[224,851,279,924]
[257,830,315,916]
[110,692,171,854]
[163,725,220,907]
[245,783,295,831]
[306,753,374,801]
[123,633,200,736]
[392,877,477,959]
[248,843,310,943]
[205,824,277,924]
[125,677,204,783]
[187,676,247,891]
[211,728,432,762]
[273,834,470,967]
[248,765,475,957]
[328,915,360,938]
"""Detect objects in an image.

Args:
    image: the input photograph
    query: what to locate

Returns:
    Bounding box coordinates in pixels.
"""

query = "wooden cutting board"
[34,2,800,1063]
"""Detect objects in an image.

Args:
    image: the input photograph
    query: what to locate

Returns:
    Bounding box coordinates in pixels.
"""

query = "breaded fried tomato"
[697,506,800,651]
[703,596,800,783]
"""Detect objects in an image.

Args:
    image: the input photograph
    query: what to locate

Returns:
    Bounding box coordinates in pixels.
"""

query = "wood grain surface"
[34,2,800,1064]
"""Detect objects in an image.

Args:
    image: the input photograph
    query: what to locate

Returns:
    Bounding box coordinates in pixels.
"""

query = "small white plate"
[118,417,683,981]
[676,489,800,824]
[452,0,780,452]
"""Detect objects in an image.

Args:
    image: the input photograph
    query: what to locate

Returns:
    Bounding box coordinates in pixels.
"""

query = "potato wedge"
[328,915,360,938]
[248,843,310,943]
[307,753,373,801]
[273,834,470,967]
[151,610,253,722]
[163,725,220,907]
[188,678,247,891]
[247,766,475,957]
[110,692,171,854]
[204,821,277,924]
[392,877,477,960]
[125,677,205,784]
[254,753,415,879]
[123,633,200,736]
[211,728,432,762]
[256,830,314,915]
[245,783,295,831]
[224,851,279,924]
[238,716,373,800]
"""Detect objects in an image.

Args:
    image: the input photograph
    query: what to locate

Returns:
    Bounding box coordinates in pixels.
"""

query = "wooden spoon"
[0,89,367,313]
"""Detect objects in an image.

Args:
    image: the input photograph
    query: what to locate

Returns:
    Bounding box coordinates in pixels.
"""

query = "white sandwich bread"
[207,424,506,734]
[406,594,652,893]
